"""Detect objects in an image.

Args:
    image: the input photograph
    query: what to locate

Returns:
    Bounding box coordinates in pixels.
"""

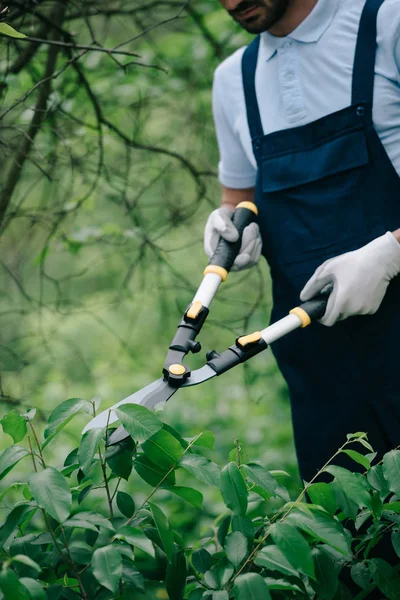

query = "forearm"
[221,185,255,210]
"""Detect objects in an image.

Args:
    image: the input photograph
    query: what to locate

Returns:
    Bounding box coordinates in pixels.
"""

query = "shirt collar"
[260,0,340,61]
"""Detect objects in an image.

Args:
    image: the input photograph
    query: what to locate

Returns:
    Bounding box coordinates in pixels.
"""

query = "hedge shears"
[83,202,329,445]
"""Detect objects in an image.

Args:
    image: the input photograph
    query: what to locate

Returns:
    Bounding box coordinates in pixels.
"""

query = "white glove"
[300,232,400,327]
[204,206,262,271]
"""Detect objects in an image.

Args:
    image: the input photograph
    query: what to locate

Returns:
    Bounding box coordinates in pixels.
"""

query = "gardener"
[205,0,400,483]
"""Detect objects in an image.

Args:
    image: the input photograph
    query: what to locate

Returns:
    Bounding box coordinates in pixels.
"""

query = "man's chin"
[235,15,268,33]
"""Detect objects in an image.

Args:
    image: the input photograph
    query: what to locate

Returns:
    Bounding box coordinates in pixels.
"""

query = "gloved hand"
[300,232,400,327]
[204,206,262,271]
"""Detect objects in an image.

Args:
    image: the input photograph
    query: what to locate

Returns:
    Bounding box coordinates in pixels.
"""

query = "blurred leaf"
[78,428,104,474]
[166,549,187,600]
[286,506,351,556]
[134,454,175,487]
[383,451,400,497]
[392,529,400,558]
[142,429,184,469]
[192,548,213,573]
[11,555,41,574]
[19,578,46,600]
[217,514,231,547]
[148,502,174,561]
[43,398,92,448]
[311,548,339,600]
[233,573,271,600]
[179,454,220,487]
[0,505,37,547]
[341,450,370,471]
[115,405,162,443]
[242,463,277,496]
[264,577,302,591]
[0,23,27,38]
[190,431,215,449]
[68,541,92,564]
[368,558,400,599]
[92,545,122,593]
[224,531,247,568]
[1,410,27,443]
[116,491,135,518]
[114,526,155,557]
[63,518,99,532]
[254,545,298,577]
[270,522,315,579]
[72,511,114,531]
[121,560,145,594]
[307,482,337,515]
[220,462,248,516]
[169,486,203,509]
[0,446,30,480]
[28,468,72,522]
[231,515,254,543]
[0,567,30,600]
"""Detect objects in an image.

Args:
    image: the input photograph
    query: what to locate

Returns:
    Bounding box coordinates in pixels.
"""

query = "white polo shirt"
[213,0,400,189]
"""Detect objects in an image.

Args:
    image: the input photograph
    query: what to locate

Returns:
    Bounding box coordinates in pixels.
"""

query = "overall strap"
[242,36,264,152]
[352,0,385,110]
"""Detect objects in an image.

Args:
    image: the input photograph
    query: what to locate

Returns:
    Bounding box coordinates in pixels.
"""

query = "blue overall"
[242,0,400,483]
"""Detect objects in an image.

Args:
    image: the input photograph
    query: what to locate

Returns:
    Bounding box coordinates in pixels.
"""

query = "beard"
[228,0,290,33]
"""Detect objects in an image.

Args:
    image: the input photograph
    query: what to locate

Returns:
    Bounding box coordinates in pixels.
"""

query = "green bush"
[1,400,400,599]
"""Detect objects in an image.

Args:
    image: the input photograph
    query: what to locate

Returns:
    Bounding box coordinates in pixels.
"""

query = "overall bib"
[242,0,400,483]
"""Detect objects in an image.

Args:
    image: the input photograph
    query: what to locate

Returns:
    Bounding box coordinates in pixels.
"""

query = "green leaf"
[179,454,220,487]
[233,573,271,600]
[270,522,315,579]
[106,449,132,481]
[116,491,135,518]
[71,511,114,531]
[121,560,145,594]
[1,410,27,443]
[142,429,184,469]
[166,549,187,600]
[78,428,104,473]
[43,398,92,448]
[367,465,391,500]
[242,463,277,496]
[115,404,162,443]
[92,545,122,593]
[341,449,370,471]
[114,526,155,557]
[0,504,36,547]
[11,555,41,575]
[220,462,248,516]
[217,515,231,547]
[0,446,30,480]
[351,562,372,590]
[68,541,92,565]
[192,548,213,573]
[231,515,254,543]
[368,558,400,600]
[264,578,302,592]
[332,481,358,521]
[190,431,215,449]
[148,502,174,561]
[383,451,400,497]
[311,548,339,600]
[169,486,203,509]
[63,518,99,532]
[224,531,247,568]
[286,506,351,556]
[19,578,46,600]
[0,568,30,600]
[325,465,372,510]
[307,482,337,515]
[28,467,72,522]
[134,454,175,487]
[0,23,27,39]
[392,529,400,558]
[254,545,298,577]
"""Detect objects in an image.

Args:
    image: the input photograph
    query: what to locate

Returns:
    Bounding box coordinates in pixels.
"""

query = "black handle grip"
[298,284,333,322]
[208,203,257,273]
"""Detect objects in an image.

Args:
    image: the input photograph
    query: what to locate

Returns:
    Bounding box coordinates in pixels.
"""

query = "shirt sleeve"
[212,65,257,189]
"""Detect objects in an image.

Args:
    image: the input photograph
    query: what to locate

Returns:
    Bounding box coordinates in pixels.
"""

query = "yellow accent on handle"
[204,265,228,282]
[289,307,312,328]
[236,201,258,215]
[237,331,262,348]
[187,301,203,320]
[169,364,186,376]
